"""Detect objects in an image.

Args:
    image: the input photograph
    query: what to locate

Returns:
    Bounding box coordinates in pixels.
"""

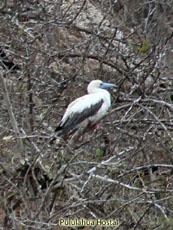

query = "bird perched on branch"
[54,79,115,137]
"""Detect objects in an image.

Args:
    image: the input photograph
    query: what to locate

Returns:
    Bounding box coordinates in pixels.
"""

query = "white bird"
[55,80,115,136]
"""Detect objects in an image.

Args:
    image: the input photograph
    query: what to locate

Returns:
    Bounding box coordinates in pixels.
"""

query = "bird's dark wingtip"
[55,126,62,133]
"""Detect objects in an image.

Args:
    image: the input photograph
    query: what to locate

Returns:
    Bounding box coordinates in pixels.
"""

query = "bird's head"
[87,80,116,94]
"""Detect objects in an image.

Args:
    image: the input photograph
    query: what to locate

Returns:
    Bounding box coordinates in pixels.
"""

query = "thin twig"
[0,73,24,155]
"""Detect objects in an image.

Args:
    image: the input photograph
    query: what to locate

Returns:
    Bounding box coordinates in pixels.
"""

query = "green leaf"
[96,148,103,158]
[106,31,111,38]
[18,27,24,36]
[20,159,26,165]
[0,1,5,8]
[139,40,149,53]
[169,140,173,149]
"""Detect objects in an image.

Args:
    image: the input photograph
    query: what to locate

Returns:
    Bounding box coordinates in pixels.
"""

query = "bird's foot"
[92,123,100,129]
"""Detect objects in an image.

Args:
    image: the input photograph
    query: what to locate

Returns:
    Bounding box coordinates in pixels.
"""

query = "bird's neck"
[88,89,111,103]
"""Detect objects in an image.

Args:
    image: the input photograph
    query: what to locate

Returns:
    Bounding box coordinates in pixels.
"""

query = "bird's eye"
[100,83,103,87]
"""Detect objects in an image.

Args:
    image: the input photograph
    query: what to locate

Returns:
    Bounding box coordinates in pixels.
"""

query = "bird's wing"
[55,94,104,135]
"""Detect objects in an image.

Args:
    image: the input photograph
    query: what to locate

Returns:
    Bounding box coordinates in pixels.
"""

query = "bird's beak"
[100,82,116,89]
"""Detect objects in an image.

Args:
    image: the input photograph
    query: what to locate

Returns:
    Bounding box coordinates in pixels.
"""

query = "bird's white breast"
[61,90,111,126]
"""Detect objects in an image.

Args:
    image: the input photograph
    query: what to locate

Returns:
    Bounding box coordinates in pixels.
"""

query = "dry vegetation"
[0,0,173,229]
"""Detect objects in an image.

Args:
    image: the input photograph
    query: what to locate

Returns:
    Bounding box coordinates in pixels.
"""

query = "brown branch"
[0,73,24,155]
[57,52,124,74]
